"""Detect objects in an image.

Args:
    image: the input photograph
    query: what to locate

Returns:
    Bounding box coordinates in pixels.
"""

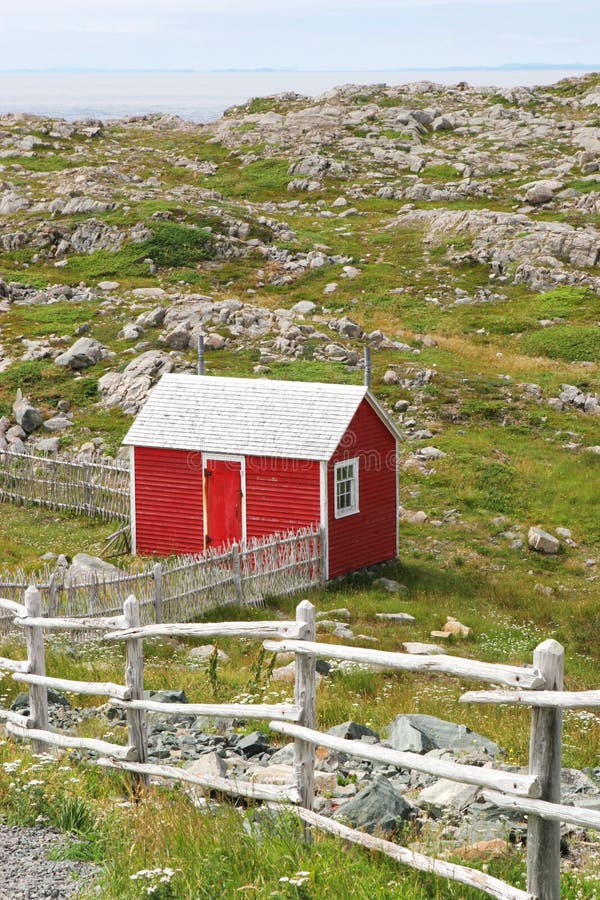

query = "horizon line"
[0,63,599,75]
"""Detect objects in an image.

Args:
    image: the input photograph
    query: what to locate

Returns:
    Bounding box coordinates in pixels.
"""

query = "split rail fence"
[0,526,323,634]
[0,449,130,522]
[1,592,599,900]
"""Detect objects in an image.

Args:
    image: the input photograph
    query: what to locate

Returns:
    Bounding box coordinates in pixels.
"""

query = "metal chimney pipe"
[364,346,371,389]
[197,334,205,376]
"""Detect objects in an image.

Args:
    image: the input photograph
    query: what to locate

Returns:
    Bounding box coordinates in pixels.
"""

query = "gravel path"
[0,825,99,899]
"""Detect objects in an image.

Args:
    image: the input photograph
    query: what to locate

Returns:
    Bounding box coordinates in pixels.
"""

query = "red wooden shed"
[123,374,400,579]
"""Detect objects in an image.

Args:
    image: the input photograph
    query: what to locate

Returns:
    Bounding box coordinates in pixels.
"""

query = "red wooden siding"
[134,446,203,555]
[327,400,397,578]
[245,456,320,539]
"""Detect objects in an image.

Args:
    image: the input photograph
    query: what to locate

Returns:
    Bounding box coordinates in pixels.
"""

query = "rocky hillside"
[0,73,599,580]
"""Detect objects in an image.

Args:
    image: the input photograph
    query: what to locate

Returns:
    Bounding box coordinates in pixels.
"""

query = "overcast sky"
[2,0,598,71]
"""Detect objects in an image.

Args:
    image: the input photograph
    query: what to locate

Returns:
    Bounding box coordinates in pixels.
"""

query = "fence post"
[527,639,564,900]
[294,600,316,824]
[319,526,327,585]
[231,544,245,604]
[153,563,164,624]
[24,585,49,753]
[123,594,148,795]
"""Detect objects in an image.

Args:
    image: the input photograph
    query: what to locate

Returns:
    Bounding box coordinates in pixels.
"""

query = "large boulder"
[327,721,380,742]
[12,390,43,434]
[55,337,106,371]
[333,777,413,835]
[98,350,174,415]
[63,553,123,587]
[528,526,561,555]
[386,714,501,757]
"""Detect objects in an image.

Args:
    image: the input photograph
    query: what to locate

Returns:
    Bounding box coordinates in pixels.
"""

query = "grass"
[0,504,119,568]
[520,325,600,362]
[8,155,77,172]
[0,742,537,899]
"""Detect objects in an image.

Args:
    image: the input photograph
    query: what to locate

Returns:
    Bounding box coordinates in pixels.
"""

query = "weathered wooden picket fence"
[1,592,599,900]
[0,527,323,634]
[0,448,129,522]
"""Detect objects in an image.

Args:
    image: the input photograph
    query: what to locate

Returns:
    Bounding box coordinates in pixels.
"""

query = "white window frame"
[334,457,359,519]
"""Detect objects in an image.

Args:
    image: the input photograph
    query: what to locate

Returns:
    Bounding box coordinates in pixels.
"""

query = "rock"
[316,608,350,621]
[402,642,444,655]
[250,764,336,794]
[97,281,120,291]
[165,322,192,350]
[290,300,316,316]
[327,721,380,741]
[555,527,572,540]
[55,337,106,371]
[136,306,166,329]
[183,752,227,804]
[120,323,145,342]
[63,553,123,587]
[6,424,26,443]
[387,715,500,756]
[454,839,510,861]
[331,316,363,340]
[430,630,451,640]
[418,778,480,816]
[12,688,69,711]
[98,350,174,415]
[401,509,428,525]
[417,446,446,460]
[271,662,296,683]
[317,620,354,640]
[374,578,408,594]
[188,645,230,664]
[432,115,455,131]
[146,689,188,704]
[383,369,400,385]
[203,333,226,350]
[525,181,560,205]
[442,617,471,637]
[375,612,415,623]
[333,777,413,835]
[132,288,167,299]
[528,526,561,555]
[237,731,269,758]
[35,437,61,453]
[185,750,226,779]
[12,390,43,434]
[42,415,72,432]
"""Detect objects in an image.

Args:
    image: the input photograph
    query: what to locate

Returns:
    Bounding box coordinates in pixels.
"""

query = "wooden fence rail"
[0,594,598,900]
[0,449,130,522]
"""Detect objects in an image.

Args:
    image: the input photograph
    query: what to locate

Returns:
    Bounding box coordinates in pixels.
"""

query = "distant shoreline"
[0,68,597,124]
[0,64,598,75]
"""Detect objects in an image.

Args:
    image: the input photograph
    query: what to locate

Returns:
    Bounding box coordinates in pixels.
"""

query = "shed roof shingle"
[123,374,398,461]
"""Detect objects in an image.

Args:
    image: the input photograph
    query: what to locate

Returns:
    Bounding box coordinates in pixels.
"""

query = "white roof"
[123,374,399,461]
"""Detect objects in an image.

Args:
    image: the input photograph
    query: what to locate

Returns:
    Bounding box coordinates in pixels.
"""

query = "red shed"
[123,374,400,579]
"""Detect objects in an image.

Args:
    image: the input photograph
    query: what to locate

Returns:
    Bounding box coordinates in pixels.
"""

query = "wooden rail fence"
[0,526,323,633]
[1,593,599,900]
[0,449,130,522]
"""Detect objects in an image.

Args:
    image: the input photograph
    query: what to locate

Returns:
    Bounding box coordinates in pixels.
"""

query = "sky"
[1,0,599,72]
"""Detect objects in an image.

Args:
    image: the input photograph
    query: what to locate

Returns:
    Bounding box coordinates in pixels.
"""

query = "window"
[334,458,359,518]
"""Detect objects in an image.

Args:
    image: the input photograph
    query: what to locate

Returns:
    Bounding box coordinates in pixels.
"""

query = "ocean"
[0,68,597,123]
